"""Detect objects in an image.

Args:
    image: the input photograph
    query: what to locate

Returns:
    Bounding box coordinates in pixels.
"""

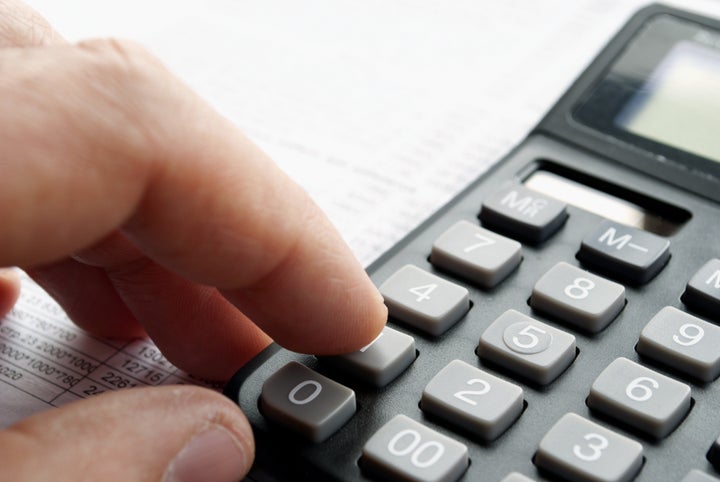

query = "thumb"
[0,268,21,318]
[0,386,253,482]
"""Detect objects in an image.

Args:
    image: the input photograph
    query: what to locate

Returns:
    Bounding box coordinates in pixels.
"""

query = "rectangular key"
[501,473,536,482]
[530,262,625,333]
[479,183,568,243]
[430,220,522,288]
[577,220,670,284]
[637,307,720,382]
[260,362,356,443]
[709,434,720,472]
[379,264,470,335]
[421,359,524,441]
[587,357,691,438]
[682,470,720,482]
[682,259,720,320]
[535,413,643,482]
[361,414,469,482]
[323,326,416,387]
[477,310,576,385]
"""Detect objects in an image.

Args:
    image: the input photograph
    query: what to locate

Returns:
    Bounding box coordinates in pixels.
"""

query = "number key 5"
[478,310,576,385]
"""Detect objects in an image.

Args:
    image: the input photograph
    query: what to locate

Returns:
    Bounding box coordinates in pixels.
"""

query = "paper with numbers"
[4,0,719,427]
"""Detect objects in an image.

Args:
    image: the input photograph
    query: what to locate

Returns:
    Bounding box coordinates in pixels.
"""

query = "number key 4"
[379,265,470,336]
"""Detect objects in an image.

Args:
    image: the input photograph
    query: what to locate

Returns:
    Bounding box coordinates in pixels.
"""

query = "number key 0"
[260,362,356,443]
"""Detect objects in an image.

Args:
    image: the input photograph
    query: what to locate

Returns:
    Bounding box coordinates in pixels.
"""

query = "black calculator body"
[226,4,720,481]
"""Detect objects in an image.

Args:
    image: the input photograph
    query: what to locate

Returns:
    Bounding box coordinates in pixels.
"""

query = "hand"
[0,1,387,480]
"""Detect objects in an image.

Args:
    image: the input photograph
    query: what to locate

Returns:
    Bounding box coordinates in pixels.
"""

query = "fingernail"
[163,427,249,482]
[0,267,19,281]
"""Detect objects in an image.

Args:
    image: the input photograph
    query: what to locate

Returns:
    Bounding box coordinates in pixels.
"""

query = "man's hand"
[0,1,387,480]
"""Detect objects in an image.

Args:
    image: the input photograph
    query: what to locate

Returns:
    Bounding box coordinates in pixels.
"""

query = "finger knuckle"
[77,38,166,84]
[73,38,175,162]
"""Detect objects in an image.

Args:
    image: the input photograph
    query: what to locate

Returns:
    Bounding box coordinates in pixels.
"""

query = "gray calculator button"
[587,357,691,438]
[477,310,576,385]
[430,220,522,288]
[361,414,469,482]
[637,307,720,382]
[682,470,720,482]
[421,359,523,441]
[577,220,670,284]
[682,259,720,319]
[500,473,536,482]
[535,413,643,482]
[379,265,470,335]
[324,327,416,387]
[479,183,567,243]
[530,262,625,333]
[260,362,356,443]
[709,434,720,471]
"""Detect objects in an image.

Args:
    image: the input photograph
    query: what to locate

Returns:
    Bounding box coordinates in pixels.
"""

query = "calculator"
[225,4,720,481]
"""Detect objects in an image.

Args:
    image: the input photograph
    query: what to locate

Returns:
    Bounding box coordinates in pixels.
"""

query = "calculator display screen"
[615,41,720,163]
[574,14,720,175]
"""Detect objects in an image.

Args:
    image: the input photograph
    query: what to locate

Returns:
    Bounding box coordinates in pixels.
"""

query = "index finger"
[0,39,386,355]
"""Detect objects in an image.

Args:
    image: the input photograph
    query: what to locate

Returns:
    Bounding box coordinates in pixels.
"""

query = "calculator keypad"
[236,188,720,480]
[379,264,470,335]
[430,220,522,288]
[361,414,469,482]
[477,309,576,385]
[421,359,524,441]
[530,261,625,333]
[587,357,691,439]
[535,413,643,482]
[637,307,720,382]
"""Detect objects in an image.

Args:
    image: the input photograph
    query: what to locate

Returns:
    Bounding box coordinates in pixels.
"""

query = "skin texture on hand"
[0,1,387,480]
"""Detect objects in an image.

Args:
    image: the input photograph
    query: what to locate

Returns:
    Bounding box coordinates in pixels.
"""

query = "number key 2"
[421,359,524,442]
